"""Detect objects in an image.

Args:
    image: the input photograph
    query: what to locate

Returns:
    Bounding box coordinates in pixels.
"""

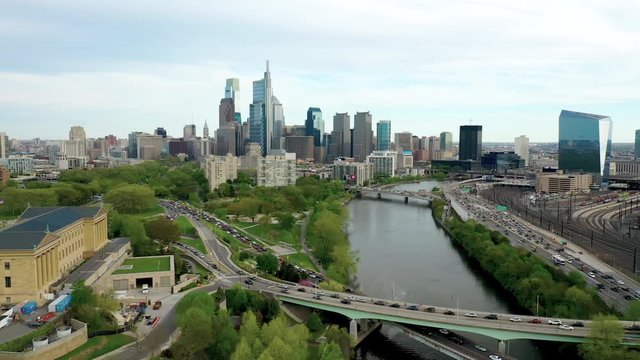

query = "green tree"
[144,217,180,244]
[306,312,323,333]
[231,338,253,360]
[319,342,346,360]
[122,218,156,256]
[174,307,214,358]
[0,188,57,214]
[239,311,260,341]
[625,301,640,327]
[579,315,627,360]
[104,185,155,213]
[276,212,295,231]
[256,253,279,275]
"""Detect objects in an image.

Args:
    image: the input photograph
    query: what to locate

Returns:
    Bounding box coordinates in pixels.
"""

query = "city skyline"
[1,1,640,142]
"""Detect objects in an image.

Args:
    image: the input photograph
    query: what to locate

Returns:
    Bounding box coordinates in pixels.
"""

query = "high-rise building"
[428,136,441,160]
[69,126,86,141]
[514,135,530,166]
[219,98,235,128]
[284,136,314,162]
[439,132,453,151]
[366,150,397,177]
[249,61,274,156]
[376,121,391,151]
[184,124,197,140]
[332,159,373,186]
[394,132,413,151]
[272,96,285,148]
[558,110,612,179]
[330,113,351,159]
[154,128,167,138]
[635,130,640,159]
[0,132,7,159]
[203,154,238,191]
[215,126,237,156]
[459,125,482,161]
[257,153,298,187]
[128,131,143,159]
[203,120,209,139]
[305,107,323,146]
[352,111,373,162]
[225,78,241,121]
[137,134,165,160]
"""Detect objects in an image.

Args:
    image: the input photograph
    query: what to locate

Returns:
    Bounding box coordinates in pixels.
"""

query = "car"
[297,287,306,292]
[510,316,522,322]
[28,321,45,328]
[587,272,596,278]
[559,324,574,331]
[617,280,625,286]
[374,300,386,306]
[625,295,635,300]
[611,287,620,292]
[571,321,584,327]
[406,305,419,311]
[548,319,562,325]
[443,310,455,316]
[465,312,478,318]
[313,294,322,300]
[450,337,463,345]
[280,288,289,293]
[489,355,503,360]
[425,307,436,313]
[475,344,487,352]
[244,279,253,285]
[439,329,449,335]
[596,284,605,290]
[528,318,542,324]
[390,303,401,308]
[625,325,640,331]
[330,293,341,299]
[153,301,162,310]
[340,299,351,304]
[484,314,498,320]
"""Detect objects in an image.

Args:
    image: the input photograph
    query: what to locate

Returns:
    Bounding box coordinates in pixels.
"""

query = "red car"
[528,318,542,324]
[37,312,55,323]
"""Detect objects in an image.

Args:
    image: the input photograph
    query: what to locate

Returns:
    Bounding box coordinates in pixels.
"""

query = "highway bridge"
[352,186,438,204]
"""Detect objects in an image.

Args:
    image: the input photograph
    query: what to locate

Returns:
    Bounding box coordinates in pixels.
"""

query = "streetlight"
[536,295,540,317]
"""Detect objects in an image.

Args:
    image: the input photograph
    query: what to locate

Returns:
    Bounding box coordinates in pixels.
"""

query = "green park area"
[180,236,207,254]
[56,334,135,360]
[285,253,319,272]
[113,256,170,274]
[175,215,197,235]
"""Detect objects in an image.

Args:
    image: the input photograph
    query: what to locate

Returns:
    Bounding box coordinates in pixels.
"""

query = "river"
[347,181,550,360]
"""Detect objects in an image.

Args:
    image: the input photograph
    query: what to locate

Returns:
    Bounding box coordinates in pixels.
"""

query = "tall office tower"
[249,61,274,156]
[459,125,482,161]
[635,130,640,159]
[128,131,143,158]
[215,126,237,156]
[224,78,241,119]
[203,120,209,139]
[376,121,391,151]
[219,98,235,128]
[439,132,453,151]
[411,136,420,152]
[305,107,323,146]
[514,135,530,166]
[154,127,167,138]
[184,124,197,140]
[0,132,6,159]
[69,126,86,141]
[329,113,351,159]
[428,136,441,160]
[419,136,428,150]
[272,96,285,149]
[394,132,413,151]
[558,110,612,180]
[353,111,373,162]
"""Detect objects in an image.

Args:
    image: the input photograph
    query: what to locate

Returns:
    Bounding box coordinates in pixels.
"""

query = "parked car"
[153,301,162,310]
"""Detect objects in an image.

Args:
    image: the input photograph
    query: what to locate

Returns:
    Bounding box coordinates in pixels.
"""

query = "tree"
[579,315,627,360]
[239,311,260,341]
[0,188,58,215]
[276,212,295,231]
[319,342,346,360]
[144,217,180,244]
[173,307,214,358]
[256,253,279,275]
[259,215,272,235]
[122,218,157,256]
[625,301,640,327]
[231,338,253,360]
[104,185,155,213]
[306,312,323,333]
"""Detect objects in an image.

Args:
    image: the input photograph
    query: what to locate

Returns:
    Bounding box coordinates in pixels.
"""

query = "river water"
[347,181,549,360]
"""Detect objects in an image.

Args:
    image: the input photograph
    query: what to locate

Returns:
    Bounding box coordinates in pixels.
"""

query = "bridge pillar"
[377,193,381,199]
[497,339,508,354]
[404,196,408,204]
[349,319,358,342]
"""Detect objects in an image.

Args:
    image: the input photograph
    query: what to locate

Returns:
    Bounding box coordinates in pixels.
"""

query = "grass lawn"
[179,236,207,254]
[128,203,166,220]
[0,213,18,221]
[204,221,248,251]
[242,223,298,246]
[233,221,256,229]
[175,215,197,236]
[285,253,319,272]
[56,334,135,360]
[113,256,170,274]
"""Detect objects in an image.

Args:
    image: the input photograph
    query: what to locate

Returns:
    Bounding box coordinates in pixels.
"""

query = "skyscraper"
[394,132,413,151]
[0,132,7,159]
[184,124,196,140]
[376,121,391,151]
[219,98,235,128]
[459,125,482,161]
[330,113,351,159]
[428,136,441,160]
[249,61,274,156]
[558,110,611,179]
[439,132,453,151]
[353,111,373,162]
[69,126,86,141]
[635,130,640,159]
[273,96,285,147]
[203,120,209,139]
[225,78,241,115]
[514,135,530,166]
[154,127,167,138]
[305,107,323,146]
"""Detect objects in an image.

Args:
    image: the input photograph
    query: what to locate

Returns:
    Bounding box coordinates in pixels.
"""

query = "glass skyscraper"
[249,61,274,156]
[459,125,482,161]
[376,121,391,151]
[305,107,323,146]
[635,129,640,159]
[558,110,612,179]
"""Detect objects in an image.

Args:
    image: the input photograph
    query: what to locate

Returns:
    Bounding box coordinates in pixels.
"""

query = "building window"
[3,262,9,270]
[4,277,11,288]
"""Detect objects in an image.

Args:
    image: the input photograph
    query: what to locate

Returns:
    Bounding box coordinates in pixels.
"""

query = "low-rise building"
[257,153,297,187]
[481,151,525,172]
[610,160,640,177]
[366,150,397,178]
[536,173,593,193]
[332,159,373,186]
[0,207,109,305]
[110,255,175,291]
[203,154,238,191]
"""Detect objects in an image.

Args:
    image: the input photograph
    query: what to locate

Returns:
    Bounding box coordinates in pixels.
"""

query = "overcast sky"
[1,0,639,142]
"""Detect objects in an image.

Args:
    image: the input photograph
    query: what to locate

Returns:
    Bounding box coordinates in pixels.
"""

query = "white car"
[548,319,562,325]
[559,324,574,331]
[617,280,625,286]
[510,316,522,322]
[465,312,478,318]
[439,329,449,335]
[587,272,595,278]
[489,355,503,360]
[474,344,487,352]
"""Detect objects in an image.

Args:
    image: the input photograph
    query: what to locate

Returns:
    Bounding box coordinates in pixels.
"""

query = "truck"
[21,301,37,315]
[48,294,72,313]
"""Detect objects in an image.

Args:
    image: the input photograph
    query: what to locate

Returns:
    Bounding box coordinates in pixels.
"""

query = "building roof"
[560,109,609,120]
[0,207,103,250]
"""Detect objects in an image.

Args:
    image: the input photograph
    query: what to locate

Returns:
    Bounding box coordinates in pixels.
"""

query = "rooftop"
[112,256,171,274]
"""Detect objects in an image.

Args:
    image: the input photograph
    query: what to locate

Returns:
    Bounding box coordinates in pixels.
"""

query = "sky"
[1,0,639,142]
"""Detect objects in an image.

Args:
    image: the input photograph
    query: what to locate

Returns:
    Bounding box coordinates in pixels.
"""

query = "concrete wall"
[172,274,199,294]
[0,319,87,360]
[91,247,131,294]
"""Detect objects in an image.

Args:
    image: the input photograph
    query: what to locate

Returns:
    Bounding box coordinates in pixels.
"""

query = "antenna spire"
[266,60,270,72]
